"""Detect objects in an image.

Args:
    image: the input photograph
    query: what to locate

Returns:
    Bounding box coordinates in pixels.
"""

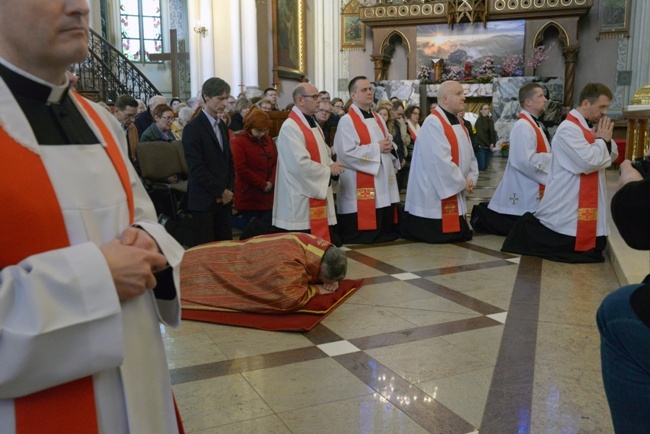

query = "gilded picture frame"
[598,0,631,39]
[341,14,365,50]
[272,0,306,79]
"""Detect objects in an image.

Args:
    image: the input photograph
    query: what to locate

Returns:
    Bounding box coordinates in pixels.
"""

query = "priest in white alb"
[401,81,478,243]
[334,76,401,244]
[272,83,343,246]
[502,83,617,263]
[471,82,552,236]
[0,1,185,432]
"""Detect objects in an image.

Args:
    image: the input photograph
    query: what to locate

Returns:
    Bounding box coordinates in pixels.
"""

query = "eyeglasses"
[160,116,174,121]
[301,94,321,101]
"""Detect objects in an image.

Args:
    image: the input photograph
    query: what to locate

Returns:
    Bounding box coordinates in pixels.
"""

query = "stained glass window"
[120,0,162,62]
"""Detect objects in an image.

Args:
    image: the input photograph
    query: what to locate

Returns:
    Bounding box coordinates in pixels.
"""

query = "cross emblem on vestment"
[509,193,519,205]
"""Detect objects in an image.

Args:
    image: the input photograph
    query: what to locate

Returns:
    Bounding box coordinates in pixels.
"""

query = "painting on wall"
[598,0,631,39]
[416,20,525,80]
[341,14,365,50]
[272,0,306,78]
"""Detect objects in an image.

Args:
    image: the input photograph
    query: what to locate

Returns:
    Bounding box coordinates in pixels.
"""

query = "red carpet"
[181,279,364,332]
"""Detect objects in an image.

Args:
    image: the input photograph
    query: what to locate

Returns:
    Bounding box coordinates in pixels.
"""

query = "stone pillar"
[313,0,340,96]
[241,0,260,95]
[625,1,650,105]
[229,0,243,94]
[562,46,580,108]
[370,54,392,82]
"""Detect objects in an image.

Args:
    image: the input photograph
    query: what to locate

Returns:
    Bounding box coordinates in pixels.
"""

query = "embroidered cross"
[509,193,519,205]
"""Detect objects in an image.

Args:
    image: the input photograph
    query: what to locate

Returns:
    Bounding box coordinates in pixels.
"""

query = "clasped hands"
[593,116,614,142]
[379,138,394,154]
[465,178,474,193]
[330,161,345,176]
[216,188,234,205]
[100,227,167,302]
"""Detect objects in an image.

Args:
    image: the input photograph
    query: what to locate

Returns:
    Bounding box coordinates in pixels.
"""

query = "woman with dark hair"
[474,104,497,170]
[170,97,182,113]
[139,104,177,142]
[231,107,278,227]
[229,97,252,132]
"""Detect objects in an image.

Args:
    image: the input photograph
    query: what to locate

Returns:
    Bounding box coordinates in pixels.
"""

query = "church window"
[120,0,163,62]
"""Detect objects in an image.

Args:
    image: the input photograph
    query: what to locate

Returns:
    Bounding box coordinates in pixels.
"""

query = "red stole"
[517,113,550,200]
[0,94,134,433]
[431,110,469,233]
[348,108,388,231]
[565,113,599,251]
[407,123,418,142]
[288,111,331,242]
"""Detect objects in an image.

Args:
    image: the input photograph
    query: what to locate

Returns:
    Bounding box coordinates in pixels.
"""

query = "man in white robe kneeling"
[401,80,478,243]
[471,82,552,236]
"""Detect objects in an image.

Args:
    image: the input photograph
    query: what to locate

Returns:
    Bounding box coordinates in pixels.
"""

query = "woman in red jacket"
[231,107,278,228]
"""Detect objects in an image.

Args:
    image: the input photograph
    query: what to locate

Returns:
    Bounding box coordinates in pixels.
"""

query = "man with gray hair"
[401,80,478,243]
[273,83,344,245]
[134,94,167,137]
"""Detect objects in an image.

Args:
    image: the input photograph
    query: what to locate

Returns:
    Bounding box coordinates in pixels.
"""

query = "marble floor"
[164,156,621,433]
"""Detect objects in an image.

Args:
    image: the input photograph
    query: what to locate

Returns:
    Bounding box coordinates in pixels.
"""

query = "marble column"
[313,0,341,96]
[187,0,215,95]
[241,0,260,96]
[624,1,650,105]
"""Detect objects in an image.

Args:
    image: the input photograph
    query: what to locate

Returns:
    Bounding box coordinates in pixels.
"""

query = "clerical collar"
[358,107,374,119]
[439,106,460,125]
[530,113,541,126]
[295,109,318,128]
[0,57,69,104]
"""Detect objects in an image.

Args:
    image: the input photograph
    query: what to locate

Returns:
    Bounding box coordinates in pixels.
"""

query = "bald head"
[292,83,321,116]
[437,81,465,115]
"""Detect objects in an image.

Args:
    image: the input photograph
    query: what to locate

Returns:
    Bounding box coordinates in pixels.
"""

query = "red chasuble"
[517,113,551,200]
[288,111,331,242]
[0,93,134,434]
[348,108,388,231]
[565,113,599,252]
[430,110,469,233]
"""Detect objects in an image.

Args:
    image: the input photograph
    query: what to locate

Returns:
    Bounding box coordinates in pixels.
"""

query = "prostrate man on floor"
[471,83,552,236]
[181,233,348,314]
[334,76,401,244]
[502,83,617,263]
[0,0,184,431]
[401,81,478,243]
[273,83,343,245]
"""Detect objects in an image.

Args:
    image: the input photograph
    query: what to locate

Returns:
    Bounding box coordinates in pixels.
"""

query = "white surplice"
[534,109,617,237]
[0,73,184,434]
[405,106,478,219]
[489,110,552,215]
[273,107,336,230]
[333,104,400,214]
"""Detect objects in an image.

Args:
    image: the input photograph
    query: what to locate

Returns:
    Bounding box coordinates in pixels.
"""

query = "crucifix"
[148,29,189,98]
[509,193,519,205]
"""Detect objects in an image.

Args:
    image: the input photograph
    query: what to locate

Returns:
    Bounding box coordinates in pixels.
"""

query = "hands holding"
[593,116,614,142]
[263,181,273,193]
[216,188,234,205]
[379,138,394,153]
[330,161,345,176]
[465,178,475,193]
[101,227,167,302]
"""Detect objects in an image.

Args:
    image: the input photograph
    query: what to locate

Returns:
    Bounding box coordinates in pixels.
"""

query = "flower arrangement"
[475,58,495,78]
[463,61,473,80]
[500,142,510,157]
[417,65,433,83]
[441,65,462,82]
[526,44,554,69]
[501,54,524,77]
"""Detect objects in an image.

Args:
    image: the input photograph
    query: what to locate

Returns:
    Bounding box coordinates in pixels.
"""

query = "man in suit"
[183,77,235,243]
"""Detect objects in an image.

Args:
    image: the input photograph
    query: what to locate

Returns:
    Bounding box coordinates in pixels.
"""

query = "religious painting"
[272,0,306,79]
[341,14,365,50]
[416,20,525,80]
[598,0,631,39]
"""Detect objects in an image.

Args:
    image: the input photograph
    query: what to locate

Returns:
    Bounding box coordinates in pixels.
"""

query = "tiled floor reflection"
[165,156,618,433]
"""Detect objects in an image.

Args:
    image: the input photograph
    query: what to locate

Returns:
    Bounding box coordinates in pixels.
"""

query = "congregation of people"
[106,73,624,269]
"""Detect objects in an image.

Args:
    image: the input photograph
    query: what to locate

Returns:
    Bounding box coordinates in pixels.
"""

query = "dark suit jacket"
[183,110,235,212]
[134,109,154,138]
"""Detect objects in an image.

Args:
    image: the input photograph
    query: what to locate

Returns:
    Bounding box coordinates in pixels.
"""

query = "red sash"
[566,113,598,251]
[517,113,550,200]
[0,95,134,433]
[288,111,331,242]
[348,108,388,231]
[431,110,469,233]
[407,123,418,142]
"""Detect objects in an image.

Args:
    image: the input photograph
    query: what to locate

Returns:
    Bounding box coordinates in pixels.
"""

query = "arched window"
[120,0,163,62]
